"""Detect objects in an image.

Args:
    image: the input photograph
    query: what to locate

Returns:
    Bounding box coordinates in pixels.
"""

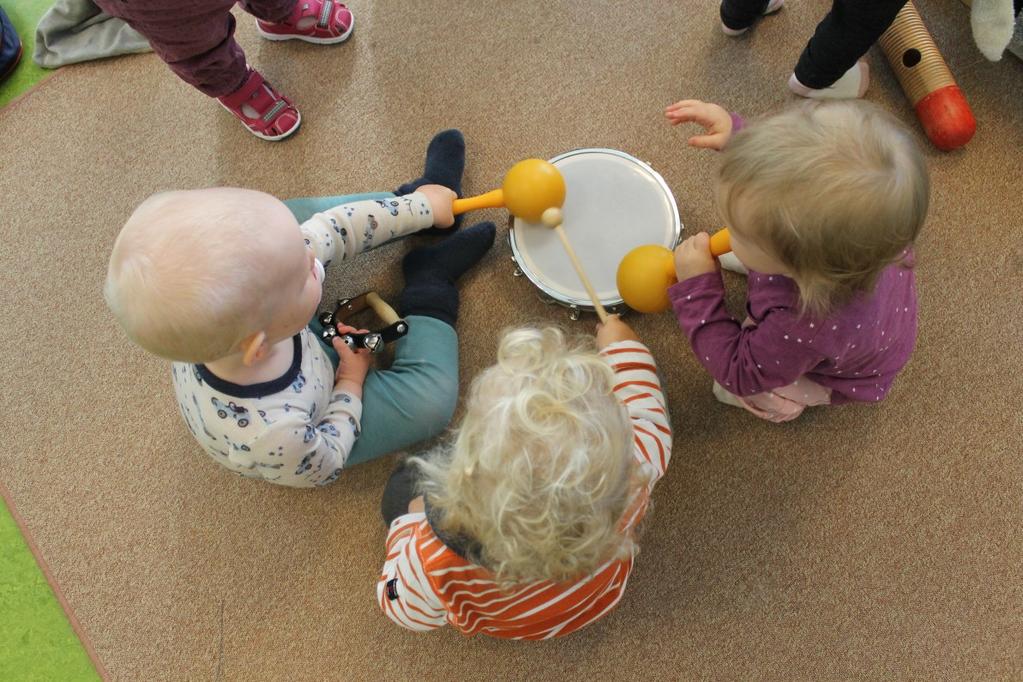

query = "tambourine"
[318,292,408,353]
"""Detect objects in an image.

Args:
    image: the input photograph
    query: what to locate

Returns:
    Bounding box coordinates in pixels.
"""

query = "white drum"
[509,148,682,318]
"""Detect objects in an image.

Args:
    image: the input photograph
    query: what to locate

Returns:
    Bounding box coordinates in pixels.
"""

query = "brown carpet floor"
[2,1,1021,679]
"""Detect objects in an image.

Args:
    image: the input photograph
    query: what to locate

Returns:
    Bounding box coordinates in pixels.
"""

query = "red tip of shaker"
[914,85,976,151]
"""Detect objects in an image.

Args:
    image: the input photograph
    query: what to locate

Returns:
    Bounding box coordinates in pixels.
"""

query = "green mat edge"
[0,485,102,681]
[0,0,57,109]
[1,1,101,674]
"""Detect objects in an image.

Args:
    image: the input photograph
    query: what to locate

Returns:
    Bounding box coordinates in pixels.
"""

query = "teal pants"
[285,193,459,466]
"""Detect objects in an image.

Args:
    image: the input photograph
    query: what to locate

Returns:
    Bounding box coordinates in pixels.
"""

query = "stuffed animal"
[966,0,1021,60]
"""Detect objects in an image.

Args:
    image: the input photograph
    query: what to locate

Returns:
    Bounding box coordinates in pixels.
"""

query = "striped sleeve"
[600,341,673,482]
[377,513,448,632]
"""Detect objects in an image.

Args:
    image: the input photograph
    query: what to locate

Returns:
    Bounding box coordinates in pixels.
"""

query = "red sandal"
[217,68,301,141]
[257,0,354,45]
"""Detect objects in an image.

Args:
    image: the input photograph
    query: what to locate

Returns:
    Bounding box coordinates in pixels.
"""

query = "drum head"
[510,149,681,309]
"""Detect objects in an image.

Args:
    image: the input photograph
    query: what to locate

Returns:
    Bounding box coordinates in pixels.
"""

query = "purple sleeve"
[668,273,826,396]
[730,113,746,133]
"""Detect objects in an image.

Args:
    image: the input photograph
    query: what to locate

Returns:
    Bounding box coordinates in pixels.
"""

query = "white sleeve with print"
[300,192,435,269]
[172,329,361,488]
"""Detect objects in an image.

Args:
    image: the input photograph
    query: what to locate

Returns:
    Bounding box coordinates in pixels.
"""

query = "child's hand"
[596,314,641,350]
[416,184,456,229]
[664,100,733,151]
[332,325,373,393]
[407,496,425,514]
[674,233,719,281]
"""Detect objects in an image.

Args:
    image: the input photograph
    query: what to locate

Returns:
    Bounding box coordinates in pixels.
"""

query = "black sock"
[395,130,466,230]
[394,129,464,195]
[380,459,421,526]
[399,222,496,326]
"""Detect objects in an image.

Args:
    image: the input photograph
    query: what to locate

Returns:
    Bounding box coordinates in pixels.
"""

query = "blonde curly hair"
[412,327,643,587]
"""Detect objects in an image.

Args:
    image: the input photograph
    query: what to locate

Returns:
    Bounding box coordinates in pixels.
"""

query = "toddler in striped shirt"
[376,317,673,639]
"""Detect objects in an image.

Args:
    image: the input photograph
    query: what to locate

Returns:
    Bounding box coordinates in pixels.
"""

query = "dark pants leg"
[238,0,296,24]
[720,0,771,31]
[794,0,908,88]
[93,0,293,97]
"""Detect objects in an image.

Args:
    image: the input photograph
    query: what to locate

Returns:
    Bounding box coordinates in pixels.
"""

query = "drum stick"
[541,208,609,323]
[452,189,505,216]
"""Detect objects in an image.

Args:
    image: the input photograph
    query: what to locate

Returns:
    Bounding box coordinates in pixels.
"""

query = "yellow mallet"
[454,158,609,322]
[616,230,732,314]
[451,158,566,222]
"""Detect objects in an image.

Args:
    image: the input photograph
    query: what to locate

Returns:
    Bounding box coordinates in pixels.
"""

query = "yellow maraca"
[453,158,610,322]
[616,230,732,313]
[452,158,565,222]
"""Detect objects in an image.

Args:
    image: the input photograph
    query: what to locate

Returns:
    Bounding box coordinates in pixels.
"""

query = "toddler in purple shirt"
[663,99,929,422]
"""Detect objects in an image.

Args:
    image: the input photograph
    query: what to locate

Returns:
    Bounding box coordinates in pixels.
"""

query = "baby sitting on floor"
[104,131,495,486]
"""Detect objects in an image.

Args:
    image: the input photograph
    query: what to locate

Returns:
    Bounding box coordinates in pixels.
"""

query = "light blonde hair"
[717,100,929,318]
[104,189,286,363]
[412,327,644,587]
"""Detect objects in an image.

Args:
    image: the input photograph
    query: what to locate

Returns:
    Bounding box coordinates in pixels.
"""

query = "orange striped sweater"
[376,341,673,639]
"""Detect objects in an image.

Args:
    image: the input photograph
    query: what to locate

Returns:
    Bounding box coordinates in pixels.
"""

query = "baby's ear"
[240,331,268,366]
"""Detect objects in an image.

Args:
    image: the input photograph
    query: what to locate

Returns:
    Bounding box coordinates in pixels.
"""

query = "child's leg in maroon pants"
[93,0,290,97]
[238,0,297,24]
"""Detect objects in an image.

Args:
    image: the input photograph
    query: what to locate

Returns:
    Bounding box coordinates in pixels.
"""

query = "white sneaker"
[712,381,747,408]
[788,60,870,99]
[718,251,749,275]
[721,0,785,36]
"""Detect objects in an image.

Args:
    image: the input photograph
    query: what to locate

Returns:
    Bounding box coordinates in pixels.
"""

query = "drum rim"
[508,148,683,311]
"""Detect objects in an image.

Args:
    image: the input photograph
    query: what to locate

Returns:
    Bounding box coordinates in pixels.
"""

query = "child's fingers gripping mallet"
[674,233,719,281]
[595,314,640,349]
[595,313,622,335]
[616,228,731,314]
